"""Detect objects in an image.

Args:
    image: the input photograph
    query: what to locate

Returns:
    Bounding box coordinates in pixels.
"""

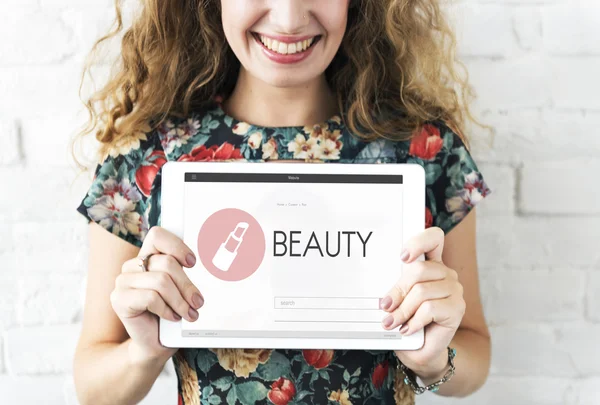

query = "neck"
[222,68,338,127]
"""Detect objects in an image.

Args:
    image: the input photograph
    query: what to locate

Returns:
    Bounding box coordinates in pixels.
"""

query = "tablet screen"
[182,171,405,340]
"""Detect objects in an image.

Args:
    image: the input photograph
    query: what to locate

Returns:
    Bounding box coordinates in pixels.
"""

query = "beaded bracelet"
[397,347,457,394]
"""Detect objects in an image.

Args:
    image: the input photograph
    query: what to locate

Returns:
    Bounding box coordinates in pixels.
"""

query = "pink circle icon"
[197,208,266,281]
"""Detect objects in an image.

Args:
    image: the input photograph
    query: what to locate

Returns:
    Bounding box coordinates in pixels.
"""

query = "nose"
[268,0,310,34]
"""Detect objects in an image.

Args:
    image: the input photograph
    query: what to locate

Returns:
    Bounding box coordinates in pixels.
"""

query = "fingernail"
[400,249,410,262]
[382,315,394,328]
[186,253,196,267]
[192,292,204,309]
[399,324,409,334]
[380,296,392,310]
[188,307,198,321]
[173,313,181,321]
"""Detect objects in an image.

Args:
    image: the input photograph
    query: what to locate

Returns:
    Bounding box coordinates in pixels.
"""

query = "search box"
[274,297,380,310]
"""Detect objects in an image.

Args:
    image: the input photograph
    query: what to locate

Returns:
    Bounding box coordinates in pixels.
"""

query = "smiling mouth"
[252,33,322,55]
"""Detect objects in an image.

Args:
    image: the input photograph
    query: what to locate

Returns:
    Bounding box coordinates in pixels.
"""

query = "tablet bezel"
[160,161,425,350]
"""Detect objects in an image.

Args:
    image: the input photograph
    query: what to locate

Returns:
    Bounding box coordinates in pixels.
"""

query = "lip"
[252,33,320,65]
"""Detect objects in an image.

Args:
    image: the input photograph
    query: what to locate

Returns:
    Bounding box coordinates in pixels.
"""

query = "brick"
[477,216,600,269]
[475,164,515,215]
[543,2,600,55]
[550,58,600,110]
[0,167,92,222]
[17,273,83,326]
[0,375,65,404]
[60,6,122,65]
[464,56,551,111]
[0,272,18,332]
[5,324,80,375]
[0,119,21,165]
[469,110,600,164]
[555,324,600,376]
[9,221,89,272]
[520,159,600,215]
[445,3,513,58]
[513,7,542,52]
[0,64,111,118]
[489,324,579,377]
[587,271,600,322]
[576,378,600,405]
[0,6,76,66]
[480,269,585,325]
[418,376,572,405]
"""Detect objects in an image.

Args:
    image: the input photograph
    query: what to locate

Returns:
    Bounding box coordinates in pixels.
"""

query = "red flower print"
[177,393,183,405]
[267,377,296,405]
[409,124,443,161]
[135,150,167,197]
[178,143,242,162]
[425,207,433,228]
[372,360,389,389]
[214,142,243,160]
[302,349,334,369]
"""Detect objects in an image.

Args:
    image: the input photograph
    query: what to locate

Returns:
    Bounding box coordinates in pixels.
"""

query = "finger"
[399,297,462,336]
[122,254,205,310]
[116,271,199,322]
[381,279,455,330]
[110,288,181,322]
[401,227,445,263]
[138,226,197,268]
[380,260,448,312]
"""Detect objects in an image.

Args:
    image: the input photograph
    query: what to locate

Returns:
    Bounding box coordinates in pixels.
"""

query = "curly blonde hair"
[72,0,488,167]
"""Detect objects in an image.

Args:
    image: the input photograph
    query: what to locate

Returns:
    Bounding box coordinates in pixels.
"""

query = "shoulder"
[356,118,491,234]
[409,119,491,234]
[76,122,166,247]
[154,104,237,161]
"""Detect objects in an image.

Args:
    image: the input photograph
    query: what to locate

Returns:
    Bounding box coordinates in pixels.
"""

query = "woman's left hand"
[379,227,466,380]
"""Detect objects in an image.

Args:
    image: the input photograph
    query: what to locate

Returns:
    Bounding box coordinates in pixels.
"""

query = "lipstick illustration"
[212,222,249,271]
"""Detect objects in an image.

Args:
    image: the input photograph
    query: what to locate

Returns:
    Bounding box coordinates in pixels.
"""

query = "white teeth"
[257,34,316,54]
[278,42,287,54]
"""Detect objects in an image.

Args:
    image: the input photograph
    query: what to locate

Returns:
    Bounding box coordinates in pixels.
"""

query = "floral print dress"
[77,99,491,405]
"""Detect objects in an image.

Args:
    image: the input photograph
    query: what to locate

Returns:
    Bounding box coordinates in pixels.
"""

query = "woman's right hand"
[110,226,204,364]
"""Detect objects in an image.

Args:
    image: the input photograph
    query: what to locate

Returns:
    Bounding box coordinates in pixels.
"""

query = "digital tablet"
[160,161,425,351]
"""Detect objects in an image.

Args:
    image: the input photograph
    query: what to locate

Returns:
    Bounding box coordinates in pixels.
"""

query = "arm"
[73,223,171,405]
[412,207,491,397]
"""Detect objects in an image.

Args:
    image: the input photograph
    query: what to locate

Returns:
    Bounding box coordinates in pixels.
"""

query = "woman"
[72,1,492,404]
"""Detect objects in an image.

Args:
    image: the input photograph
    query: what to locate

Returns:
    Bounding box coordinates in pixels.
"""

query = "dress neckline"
[211,97,345,132]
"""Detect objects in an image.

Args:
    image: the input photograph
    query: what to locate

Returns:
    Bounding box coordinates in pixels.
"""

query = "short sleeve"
[76,130,167,248]
[407,119,492,234]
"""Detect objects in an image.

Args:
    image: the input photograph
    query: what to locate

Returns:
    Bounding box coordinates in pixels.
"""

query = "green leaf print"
[196,351,218,375]
[319,369,331,382]
[117,160,129,181]
[426,187,437,217]
[226,387,237,405]
[424,163,442,185]
[296,390,312,400]
[254,351,291,380]
[212,376,233,392]
[207,395,222,405]
[98,158,115,179]
[443,130,454,150]
[343,369,350,383]
[235,381,268,405]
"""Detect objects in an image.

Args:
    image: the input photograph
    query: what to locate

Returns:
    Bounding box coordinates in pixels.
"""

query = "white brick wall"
[0,0,598,404]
